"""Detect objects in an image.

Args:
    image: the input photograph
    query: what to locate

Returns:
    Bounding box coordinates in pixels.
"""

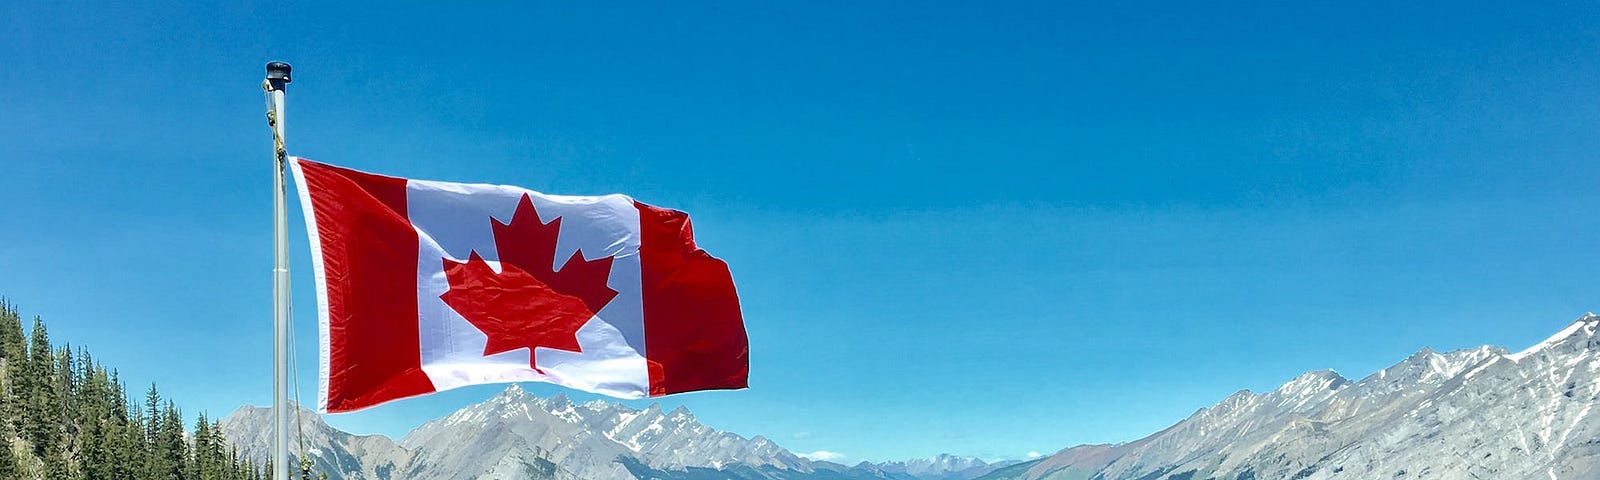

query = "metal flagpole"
[264,61,293,480]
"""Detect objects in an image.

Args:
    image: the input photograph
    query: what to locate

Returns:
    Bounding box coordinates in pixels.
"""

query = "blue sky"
[3,0,1600,463]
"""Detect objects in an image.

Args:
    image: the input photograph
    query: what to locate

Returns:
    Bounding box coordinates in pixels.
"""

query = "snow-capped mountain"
[223,314,1600,479]
[981,314,1600,480]
[397,385,811,479]
[222,385,885,479]
[877,454,1018,480]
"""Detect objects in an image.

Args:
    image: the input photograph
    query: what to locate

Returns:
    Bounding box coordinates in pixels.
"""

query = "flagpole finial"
[266,62,293,91]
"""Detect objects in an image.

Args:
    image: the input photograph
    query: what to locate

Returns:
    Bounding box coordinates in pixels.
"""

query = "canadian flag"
[290,158,748,413]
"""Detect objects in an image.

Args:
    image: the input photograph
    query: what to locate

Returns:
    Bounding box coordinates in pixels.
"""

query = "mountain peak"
[1280,369,1348,391]
[1505,314,1600,362]
[876,454,1006,477]
[224,403,327,428]
[1266,369,1349,407]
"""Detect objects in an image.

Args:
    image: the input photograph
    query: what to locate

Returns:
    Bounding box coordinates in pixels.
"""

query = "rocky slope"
[397,385,810,479]
[220,404,412,480]
[224,315,1600,479]
[221,385,972,479]
[981,314,1600,480]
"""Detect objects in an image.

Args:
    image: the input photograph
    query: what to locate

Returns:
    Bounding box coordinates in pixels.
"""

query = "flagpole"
[265,61,293,480]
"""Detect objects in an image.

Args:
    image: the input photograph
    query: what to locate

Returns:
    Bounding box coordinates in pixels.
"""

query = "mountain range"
[980,314,1600,480]
[220,387,1014,480]
[223,314,1600,480]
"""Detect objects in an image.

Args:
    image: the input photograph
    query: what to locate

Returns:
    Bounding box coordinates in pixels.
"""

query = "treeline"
[0,301,270,480]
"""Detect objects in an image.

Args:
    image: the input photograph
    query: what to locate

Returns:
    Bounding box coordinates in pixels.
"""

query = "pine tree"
[0,440,15,479]
[54,345,80,476]
[193,413,209,478]
[0,307,265,480]
[158,401,187,480]
[194,412,233,480]
[229,446,245,480]
[26,316,61,457]
[77,351,116,480]
[119,405,148,480]
[0,300,22,435]
[143,384,174,480]
[0,300,22,365]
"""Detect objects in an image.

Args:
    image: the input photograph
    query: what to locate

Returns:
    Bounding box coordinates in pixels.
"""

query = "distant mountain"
[979,314,1600,480]
[876,454,1019,480]
[222,385,950,479]
[219,404,411,480]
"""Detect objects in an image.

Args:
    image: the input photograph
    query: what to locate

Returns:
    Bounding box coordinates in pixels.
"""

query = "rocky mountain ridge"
[224,315,1600,480]
[980,314,1600,480]
[877,454,1019,480]
[221,386,1006,480]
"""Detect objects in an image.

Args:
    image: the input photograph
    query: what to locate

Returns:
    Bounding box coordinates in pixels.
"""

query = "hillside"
[0,301,267,480]
[979,314,1600,480]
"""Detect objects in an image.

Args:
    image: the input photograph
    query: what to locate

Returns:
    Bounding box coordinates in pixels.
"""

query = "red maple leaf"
[440,194,618,372]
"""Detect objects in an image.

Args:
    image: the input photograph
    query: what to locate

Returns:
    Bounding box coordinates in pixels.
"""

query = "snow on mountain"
[222,315,1600,480]
[394,386,636,479]
[876,454,1018,480]
[982,313,1600,480]
[223,384,841,479]
[398,384,810,479]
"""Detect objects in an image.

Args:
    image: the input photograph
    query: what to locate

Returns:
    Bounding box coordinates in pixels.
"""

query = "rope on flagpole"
[288,302,313,477]
[263,81,286,160]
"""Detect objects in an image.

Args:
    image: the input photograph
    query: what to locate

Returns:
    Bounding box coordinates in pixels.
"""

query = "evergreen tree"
[143,383,172,478]
[54,346,80,473]
[158,401,187,480]
[192,412,210,478]
[119,405,148,480]
[26,316,60,457]
[0,440,15,479]
[0,300,22,366]
[103,369,135,479]
[0,305,266,480]
[44,449,72,479]
[77,352,115,480]
[0,300,22,434]
[193,412,236,480]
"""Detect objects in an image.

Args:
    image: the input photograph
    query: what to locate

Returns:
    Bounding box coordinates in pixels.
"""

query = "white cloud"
[792,431,813,440]
[1026,451,1043,459]
[797,450,847,462]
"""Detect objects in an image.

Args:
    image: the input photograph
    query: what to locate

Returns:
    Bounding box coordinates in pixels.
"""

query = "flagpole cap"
[265,62,292,90]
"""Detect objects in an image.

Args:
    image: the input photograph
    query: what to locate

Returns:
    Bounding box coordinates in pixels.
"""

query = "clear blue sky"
[3,0,1599,463]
